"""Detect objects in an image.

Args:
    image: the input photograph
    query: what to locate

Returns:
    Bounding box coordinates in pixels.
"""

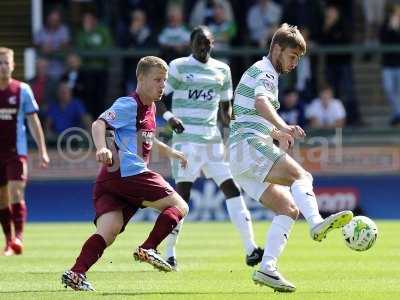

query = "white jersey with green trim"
[165,55,233,144]
[229,56,280,147]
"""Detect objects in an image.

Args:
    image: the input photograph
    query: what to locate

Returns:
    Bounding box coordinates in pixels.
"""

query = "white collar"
[189,54,210,66]
[263,56,279,78]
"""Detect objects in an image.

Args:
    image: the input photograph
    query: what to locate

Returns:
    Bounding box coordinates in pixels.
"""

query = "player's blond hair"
[269,23,306,56]
[0,47,14,59]
[136,56,168,77]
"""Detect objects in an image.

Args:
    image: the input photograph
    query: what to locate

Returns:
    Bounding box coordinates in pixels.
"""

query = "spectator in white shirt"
[158,4,190,62]
[306,85,346,128]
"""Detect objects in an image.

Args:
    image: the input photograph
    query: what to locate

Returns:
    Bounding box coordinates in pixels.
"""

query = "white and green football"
[342,216,378,251]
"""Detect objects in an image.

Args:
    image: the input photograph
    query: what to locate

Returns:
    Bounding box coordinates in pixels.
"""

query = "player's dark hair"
[190,26,210,43]
[270,23,306,56]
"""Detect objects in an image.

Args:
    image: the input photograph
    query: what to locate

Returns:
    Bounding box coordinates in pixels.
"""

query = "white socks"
[164,219,184,258]
[261,215,295,272]
[290,175,323,229]
[226,196,257,255]
[165,196,256,258]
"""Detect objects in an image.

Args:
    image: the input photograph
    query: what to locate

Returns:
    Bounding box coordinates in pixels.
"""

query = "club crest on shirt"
[8,96,16,105]
[104,110,116,120]
[261,79,275,93]
[185,74,195,82]
[215,73,224,85]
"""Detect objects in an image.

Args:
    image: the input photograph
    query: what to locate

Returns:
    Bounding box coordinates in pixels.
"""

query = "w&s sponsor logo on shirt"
[188,89,215,101]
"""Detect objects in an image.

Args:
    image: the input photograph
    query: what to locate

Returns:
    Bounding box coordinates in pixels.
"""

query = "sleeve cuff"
[98,117,114,129]
[162,111,175,121]
[25,110,39,115]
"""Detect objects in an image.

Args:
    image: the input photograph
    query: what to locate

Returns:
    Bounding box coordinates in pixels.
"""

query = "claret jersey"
[0,79,39,156]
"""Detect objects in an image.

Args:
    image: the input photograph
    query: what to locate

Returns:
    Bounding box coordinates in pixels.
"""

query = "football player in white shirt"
[228,24,353,292]
[158,26,262,271]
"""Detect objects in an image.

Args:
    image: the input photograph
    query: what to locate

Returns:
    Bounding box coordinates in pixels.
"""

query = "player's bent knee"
[289,167,304,183]
[290,168,312,185]
[8,182,25,203]
[175,199,189,217]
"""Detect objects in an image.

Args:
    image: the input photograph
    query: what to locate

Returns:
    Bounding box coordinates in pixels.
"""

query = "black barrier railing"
[69,44,400,58]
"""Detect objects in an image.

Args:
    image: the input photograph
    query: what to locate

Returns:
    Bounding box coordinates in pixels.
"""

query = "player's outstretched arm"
[92,119,112,166]
[153,138,187,168]
[27,113,50,168]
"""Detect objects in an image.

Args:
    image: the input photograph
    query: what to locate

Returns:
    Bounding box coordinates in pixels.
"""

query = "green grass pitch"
[0,221,399,300]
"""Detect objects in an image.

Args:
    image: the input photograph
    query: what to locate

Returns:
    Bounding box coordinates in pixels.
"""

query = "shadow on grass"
[101,291,336,296]
[0,290,339,295]
[0,290,69,294]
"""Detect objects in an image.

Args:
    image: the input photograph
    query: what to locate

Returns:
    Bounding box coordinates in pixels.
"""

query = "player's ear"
[137,72,144,83]
[10,58,15,71]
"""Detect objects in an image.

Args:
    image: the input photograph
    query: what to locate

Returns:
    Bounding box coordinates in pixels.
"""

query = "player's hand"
[172,150,188,169]
[96,147,113,166]
[39,151,50,168]
[282,125,306,139]
[168,117,185,134]
[276,131,294,151]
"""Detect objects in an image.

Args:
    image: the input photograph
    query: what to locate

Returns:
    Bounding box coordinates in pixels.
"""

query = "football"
[342,216,378,251]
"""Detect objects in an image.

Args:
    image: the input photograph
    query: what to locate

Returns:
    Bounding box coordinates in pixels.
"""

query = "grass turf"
[0,221,399,300]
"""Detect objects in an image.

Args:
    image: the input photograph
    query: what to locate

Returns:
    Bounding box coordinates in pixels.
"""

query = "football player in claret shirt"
[61,56,189,291]
[0,47,49,256]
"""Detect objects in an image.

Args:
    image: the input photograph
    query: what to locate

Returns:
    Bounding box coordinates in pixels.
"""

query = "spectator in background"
[28,57,57,111]
[208,0,237,53]
[279,89,306,128]
[363,0,387,45]
[33,9,70,80]
[117,0,167,32]
[158,5,190,63]
[118,9,153,93]
[324,0,354,28]
[306,84,346,129]
[46,81,92,136]
[317,4,360,125]
[76,11,113,118]
[118,9,152,48]
[60,53,92,117]
[189,0,234,28]
[246,0,282,47]
[380,4,400,126]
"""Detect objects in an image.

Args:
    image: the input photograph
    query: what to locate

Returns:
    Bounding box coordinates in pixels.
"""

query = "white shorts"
[171,142,232,185]
[228,137,285,201]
